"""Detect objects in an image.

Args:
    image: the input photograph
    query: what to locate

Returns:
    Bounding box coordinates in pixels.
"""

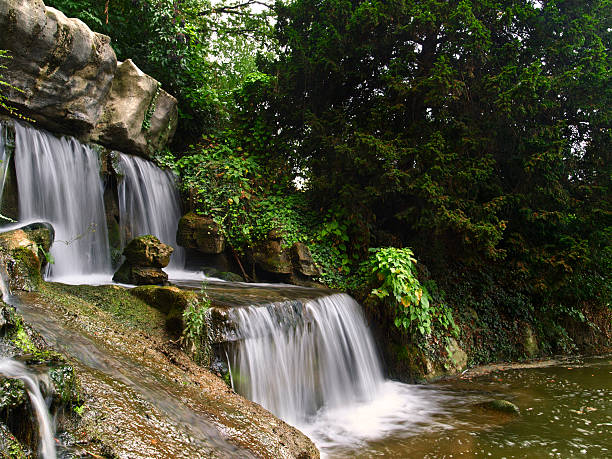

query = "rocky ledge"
[0,0,177,157]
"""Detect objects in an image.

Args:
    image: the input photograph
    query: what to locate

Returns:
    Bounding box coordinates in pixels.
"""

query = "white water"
[0,359,56,459]
[13,123,111,278]
[229,293,444,453]
[0,124,11,207]
[117,154,185,268]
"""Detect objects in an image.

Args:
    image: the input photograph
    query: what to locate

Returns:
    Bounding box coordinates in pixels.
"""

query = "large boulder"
[0,0,116,134]
[177,212,225,255]
[122,235,173,268]
[0,0,178,156]
[112,235,172,285]
[252,237,292,275]
[90,60,178,156]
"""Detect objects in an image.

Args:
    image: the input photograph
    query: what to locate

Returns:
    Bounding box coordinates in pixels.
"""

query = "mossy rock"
[129,285,199,334]
[123,235,173,268]
[113,263,168,285]
[0,378,27,412]
[0,225,54,292]
[0,423,28,459]
[177,212,225,254]
[478,399,520,415]
[20,223,54,253]
[252,239,292,275]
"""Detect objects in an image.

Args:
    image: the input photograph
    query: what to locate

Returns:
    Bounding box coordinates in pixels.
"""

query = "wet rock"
[478,399,520,415]
[91,59,178,157]
[202,267,244,282]
[113,264,168,286]
[177,212,225,254]
[123,235,173,268]
[0,0,116,134]
[112,235,172,285]
[291,242,319,277]
[0,224,54,291]
[129,285,198,335]
[20,222,54,254]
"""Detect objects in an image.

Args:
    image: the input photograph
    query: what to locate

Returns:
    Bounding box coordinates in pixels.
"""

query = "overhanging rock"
[0,0,177,157]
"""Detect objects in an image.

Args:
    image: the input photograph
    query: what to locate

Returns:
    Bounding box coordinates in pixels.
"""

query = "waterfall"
[13,123,111,279]
[0,125,11,206]
[229,293,384,425]
[0,359,57,459]
[117,154,185,268]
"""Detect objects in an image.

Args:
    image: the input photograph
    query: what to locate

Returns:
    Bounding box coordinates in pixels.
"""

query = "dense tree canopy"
[237,0,611,313]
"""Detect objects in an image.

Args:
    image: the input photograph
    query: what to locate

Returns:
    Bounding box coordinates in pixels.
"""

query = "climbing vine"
[142,82,161,132]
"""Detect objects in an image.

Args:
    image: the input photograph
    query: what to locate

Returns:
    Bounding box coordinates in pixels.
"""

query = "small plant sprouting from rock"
[182,282,212,365]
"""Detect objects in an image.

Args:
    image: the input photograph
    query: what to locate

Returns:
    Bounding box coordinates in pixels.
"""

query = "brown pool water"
[324,356,611,458]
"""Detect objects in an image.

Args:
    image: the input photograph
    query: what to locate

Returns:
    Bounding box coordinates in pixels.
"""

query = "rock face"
[291,242,319,277]
[0,0,116,134]
[90,60,178,155]
[252,231,292,275]
[113,235,172,285]
[177,212,225,254]
[0,0,177,157]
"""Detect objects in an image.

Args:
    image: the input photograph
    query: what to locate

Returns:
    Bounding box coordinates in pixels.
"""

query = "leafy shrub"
[366,247,457,337]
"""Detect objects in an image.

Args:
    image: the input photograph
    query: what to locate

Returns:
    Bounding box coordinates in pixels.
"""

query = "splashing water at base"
[0,359,56,459]
[13,123,111,278]
[228,293,454,454]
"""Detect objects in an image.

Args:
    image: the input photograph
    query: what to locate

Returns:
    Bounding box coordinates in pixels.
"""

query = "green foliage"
[182,299,209,344]
[245,0,611,319]
[366,247,457,337]
[182,288,211,364]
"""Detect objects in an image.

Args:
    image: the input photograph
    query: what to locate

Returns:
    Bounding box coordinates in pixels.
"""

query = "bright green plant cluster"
[182,291,212,364]
[367,247,457,337]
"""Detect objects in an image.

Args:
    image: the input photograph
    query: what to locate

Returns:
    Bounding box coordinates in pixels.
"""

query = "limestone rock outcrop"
[0,0,177,157]
[0,0,116,134]
[90,60,178,155]
[113,235,172,285]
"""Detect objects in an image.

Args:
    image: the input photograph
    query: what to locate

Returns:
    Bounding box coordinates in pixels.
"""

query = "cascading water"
[0,244,56,459]
[117,153,185,268]
[230,294,383,425]
[228,293,444,453]
[0,359,56,459]
[0,124,11,206]
[13,123,111,279]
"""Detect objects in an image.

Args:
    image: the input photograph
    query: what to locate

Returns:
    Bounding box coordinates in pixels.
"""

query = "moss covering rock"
[478,399,520,415]
[0,224,54,293]
[113,235,172,285]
